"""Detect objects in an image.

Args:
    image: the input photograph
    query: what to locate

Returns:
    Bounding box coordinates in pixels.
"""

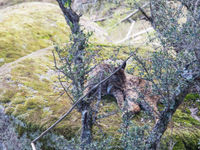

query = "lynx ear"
[122,62,126,70]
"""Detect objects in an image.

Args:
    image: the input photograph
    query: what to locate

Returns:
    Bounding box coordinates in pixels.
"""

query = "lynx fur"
[85,63,159,118]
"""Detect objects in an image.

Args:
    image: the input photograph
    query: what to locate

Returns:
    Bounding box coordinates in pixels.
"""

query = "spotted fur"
[85,63,159,118]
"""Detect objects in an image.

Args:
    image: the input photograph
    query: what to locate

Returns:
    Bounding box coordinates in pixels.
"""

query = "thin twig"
[132,53,166,102]
[131,86,161,119]
[31,142,36,150]
[58,74,74,102]
[54,91,65,101]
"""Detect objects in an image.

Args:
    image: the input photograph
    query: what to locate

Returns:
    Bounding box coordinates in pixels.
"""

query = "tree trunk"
[56,0,93,147]
[80,103,93,148]
[146,81,195,149]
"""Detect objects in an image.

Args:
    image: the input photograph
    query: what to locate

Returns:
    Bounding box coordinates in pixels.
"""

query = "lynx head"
[107,62,126,93]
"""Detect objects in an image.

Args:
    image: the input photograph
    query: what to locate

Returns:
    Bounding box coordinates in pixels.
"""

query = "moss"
[164,105,200,150]
[54,123,79,140]
[173,140,186,150]
[173,130,200,150]
[0,0,57,9]
[0,2,110,67]
[13,104,27,117]
[0,47,82,138]
[0,2,70,67]
[89,43,151,64]
[0,43,199,149]
[12,97,25,105]
[161,127,200,150]
[95,101,122,140]
[185,93,200,102]
[197,111,200,116]
[173,109,200,127]
[5,107,15,115]
[0,90,16,103]
[16,121,43,137]
[25,98,43,109]
[184,108,191,114]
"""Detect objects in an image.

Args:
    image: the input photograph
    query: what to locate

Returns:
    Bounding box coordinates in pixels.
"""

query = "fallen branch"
[114,2,150,27]
[115,20,135,44]
[115,27,153,44]
[131,27,153,38]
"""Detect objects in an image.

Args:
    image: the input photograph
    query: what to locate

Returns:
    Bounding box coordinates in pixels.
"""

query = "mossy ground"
[171,107,200,150]
[0,2,107,67]
[0,42,130,139]
[0,2,70,67]
[159,94,200,150]
[0,0,57,9]
[0,43,199,149]
[1,47,199,149]
[0,2,146,138]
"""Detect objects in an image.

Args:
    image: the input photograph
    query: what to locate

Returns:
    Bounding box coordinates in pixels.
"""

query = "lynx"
[85,62,159,119]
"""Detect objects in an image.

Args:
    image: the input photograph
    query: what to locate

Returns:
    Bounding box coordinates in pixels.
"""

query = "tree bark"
[140,1,200,149]
[56,0,80,34]
[80,103,93,147]
[56,0,93,147]
[146,81,194,149]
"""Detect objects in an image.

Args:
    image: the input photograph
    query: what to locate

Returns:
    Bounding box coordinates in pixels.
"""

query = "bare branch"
[138,6,153,23]
[115,20,135,44]
[58,74,74,102]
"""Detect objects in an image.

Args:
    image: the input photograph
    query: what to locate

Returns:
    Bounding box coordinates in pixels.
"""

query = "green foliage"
[54,29,97,101]
[119,118,150,150]
[13,116,76,150]
[185,93,200,102]
[173,109,200,127]
[64,0,71,8]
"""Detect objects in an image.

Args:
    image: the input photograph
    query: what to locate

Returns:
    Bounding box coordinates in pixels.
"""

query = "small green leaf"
[64,0,71,8]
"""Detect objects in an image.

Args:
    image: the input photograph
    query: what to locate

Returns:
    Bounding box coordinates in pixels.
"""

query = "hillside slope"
[0,2,109,67]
